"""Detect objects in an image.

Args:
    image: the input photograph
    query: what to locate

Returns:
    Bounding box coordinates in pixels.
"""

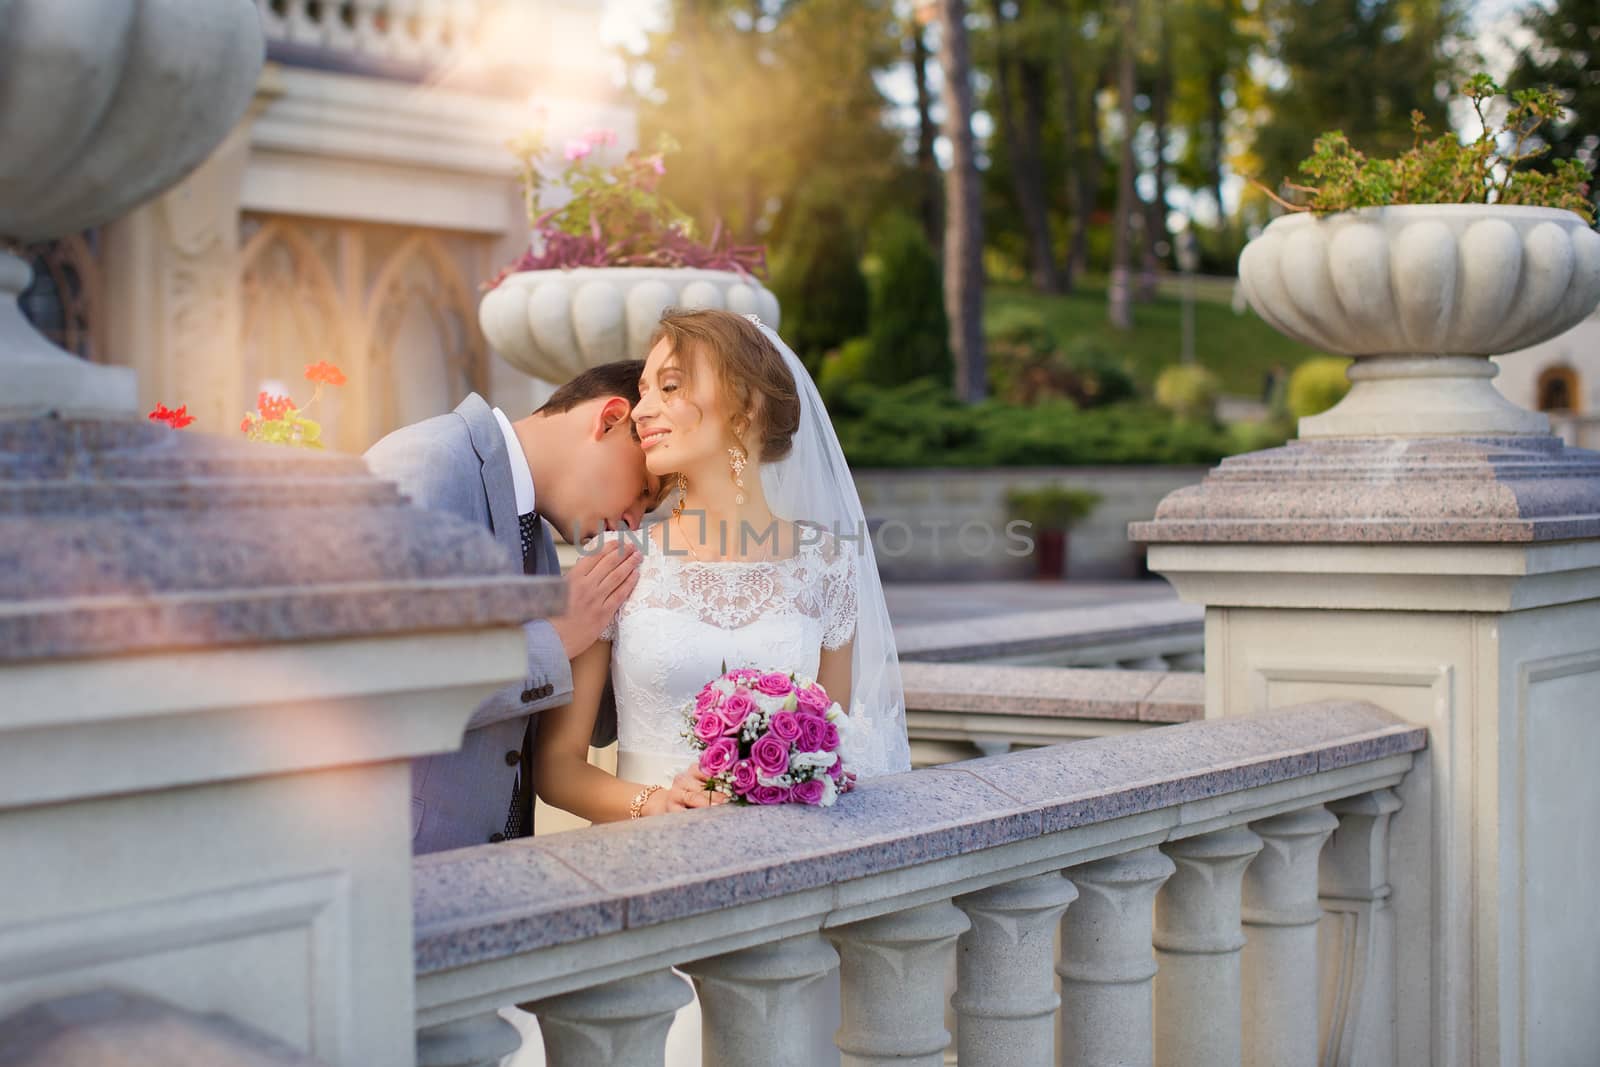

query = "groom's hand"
[550,538,640,660]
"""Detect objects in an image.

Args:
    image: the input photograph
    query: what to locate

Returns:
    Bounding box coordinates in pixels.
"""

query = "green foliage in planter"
[827,381,1248,469]
[1005,486,1103,531]
[1153,364,1222,423]
[772,193,869,374]
[1273,75,1595,223]
[864,213,952,387]
[1287,357,1353,418]
[987,311,1137,408]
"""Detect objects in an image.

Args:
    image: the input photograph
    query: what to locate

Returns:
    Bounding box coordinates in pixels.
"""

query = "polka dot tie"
[518,512,540,575]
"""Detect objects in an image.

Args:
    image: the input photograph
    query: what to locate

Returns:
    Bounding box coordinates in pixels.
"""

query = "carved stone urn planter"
[1238,205,1600,438]
[479,267,781,382]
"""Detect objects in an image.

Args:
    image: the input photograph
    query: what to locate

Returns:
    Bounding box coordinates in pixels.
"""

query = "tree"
[937,0,988,401]
[634,0,905,245]
[1107,0,1137,329]
[907,6,944,250]
[1509,0,1600,216]
[771,191,870,374]
[1246,0,1466,194]
[988,0,1064,292]
[865,213,952,386]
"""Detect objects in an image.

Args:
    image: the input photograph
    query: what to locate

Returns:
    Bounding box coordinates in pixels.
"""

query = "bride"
[534,307,910,818]
[527,308,910,1066]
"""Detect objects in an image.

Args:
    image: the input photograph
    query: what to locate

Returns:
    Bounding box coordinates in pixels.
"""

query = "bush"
[986,313,1138,409]
[1153,364,1221,422]
[828,381,1244,469]
[818,337,872,407]
[864,213,951,387]
[771,194,869,375]
[1005,486,1102,530]
[1286,357,1352,419]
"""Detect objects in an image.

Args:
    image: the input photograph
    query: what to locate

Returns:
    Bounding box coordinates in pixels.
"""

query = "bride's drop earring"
[672,472,688,518]
[728,446,747,506]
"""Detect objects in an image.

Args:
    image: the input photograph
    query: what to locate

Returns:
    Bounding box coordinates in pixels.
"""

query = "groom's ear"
[596,396,633,439]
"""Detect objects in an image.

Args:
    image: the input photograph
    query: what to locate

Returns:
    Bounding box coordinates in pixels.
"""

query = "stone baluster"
[952,873,1080,1067]
[256,0,290,42]
[415,0,449,60]
[1058,846,1176,1067]
[1153,826,1264,1066]
[416,1011,523,1067]
[681,933,840,1067]
[445,0,480,55]
[381,0,421,60]
[284,0,331,48]
[829,900,971,1066]
[1318,789,1402,1067]
[348,0,385,54]
[1241,805,1339,1067]
[522,970,694,1067]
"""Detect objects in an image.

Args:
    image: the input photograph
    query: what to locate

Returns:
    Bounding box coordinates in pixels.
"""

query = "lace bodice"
[600,532,858,760]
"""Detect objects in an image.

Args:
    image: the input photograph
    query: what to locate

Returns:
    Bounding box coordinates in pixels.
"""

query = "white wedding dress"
[507,530,857,1067]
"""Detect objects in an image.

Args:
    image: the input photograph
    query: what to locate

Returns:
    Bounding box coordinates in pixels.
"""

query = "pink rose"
[695,687,720,712]
[756,672,794,696]
[797,716,826,752]
[821,722,840,750]
[792,779,826,805]
[700,738,738,776]
[720,691,755,733]
[750,784,790,805]
[731,760,758,794]
[768,712,802,743]
[795,685,830,716]
[827,755,844,779]
[694,710,724,743]
[751,733,790,776]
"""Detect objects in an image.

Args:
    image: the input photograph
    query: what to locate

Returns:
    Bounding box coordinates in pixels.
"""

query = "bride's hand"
[671,767,729,808]
[643,778,714,816]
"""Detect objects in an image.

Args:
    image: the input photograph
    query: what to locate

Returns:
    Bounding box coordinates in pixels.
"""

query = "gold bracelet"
[628,784,662,820]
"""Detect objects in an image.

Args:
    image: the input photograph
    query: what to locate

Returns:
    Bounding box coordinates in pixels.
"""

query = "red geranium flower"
[148,403,195,429]
[257,392,295,421]
[304,361,347,387]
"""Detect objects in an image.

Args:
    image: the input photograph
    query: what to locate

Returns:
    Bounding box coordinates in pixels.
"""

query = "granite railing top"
[413,702,1424,975]
[902,662,1203,723]
[0,418,563,661]
[893,597,1202,662]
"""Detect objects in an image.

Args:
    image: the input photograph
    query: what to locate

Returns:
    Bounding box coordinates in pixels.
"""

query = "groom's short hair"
[533,360,645,427]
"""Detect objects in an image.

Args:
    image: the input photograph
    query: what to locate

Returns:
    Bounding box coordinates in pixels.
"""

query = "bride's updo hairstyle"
[649,308,802,461]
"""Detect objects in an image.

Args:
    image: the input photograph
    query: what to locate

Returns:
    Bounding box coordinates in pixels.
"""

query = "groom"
[365,363,659,854]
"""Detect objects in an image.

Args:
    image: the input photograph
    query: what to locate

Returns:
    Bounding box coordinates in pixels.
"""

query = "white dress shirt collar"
[492,407,537,516]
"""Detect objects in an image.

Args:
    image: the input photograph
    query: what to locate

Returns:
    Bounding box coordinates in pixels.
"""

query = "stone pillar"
[523,970,694,1067]
[1057,846,1175,1067]
[1135,308,1600,1063]
[101,87,274,426]
[1318,789,1402,1067]
[682,932,840,1067]
[951,872,1079,1067]
[1153,825,1263,1066]
[829,900,971,1066]
[1240,806,1338,1067]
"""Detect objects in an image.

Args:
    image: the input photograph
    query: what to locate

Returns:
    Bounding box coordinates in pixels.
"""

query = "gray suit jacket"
[365,393,600,854]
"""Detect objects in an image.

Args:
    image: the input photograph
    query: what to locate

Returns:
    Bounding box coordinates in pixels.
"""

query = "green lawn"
[985,277,1322,396]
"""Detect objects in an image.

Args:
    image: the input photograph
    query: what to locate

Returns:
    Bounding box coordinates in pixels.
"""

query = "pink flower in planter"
[563,139,592,162]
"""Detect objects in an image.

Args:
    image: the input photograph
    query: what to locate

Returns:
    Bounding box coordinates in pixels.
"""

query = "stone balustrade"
[256,0,486,70]
[412,702,1423,1066]
[894,596,1204,671]
[902,661,1203,765]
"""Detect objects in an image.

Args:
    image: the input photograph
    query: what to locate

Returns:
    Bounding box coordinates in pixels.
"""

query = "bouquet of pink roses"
[681,668,856,806]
